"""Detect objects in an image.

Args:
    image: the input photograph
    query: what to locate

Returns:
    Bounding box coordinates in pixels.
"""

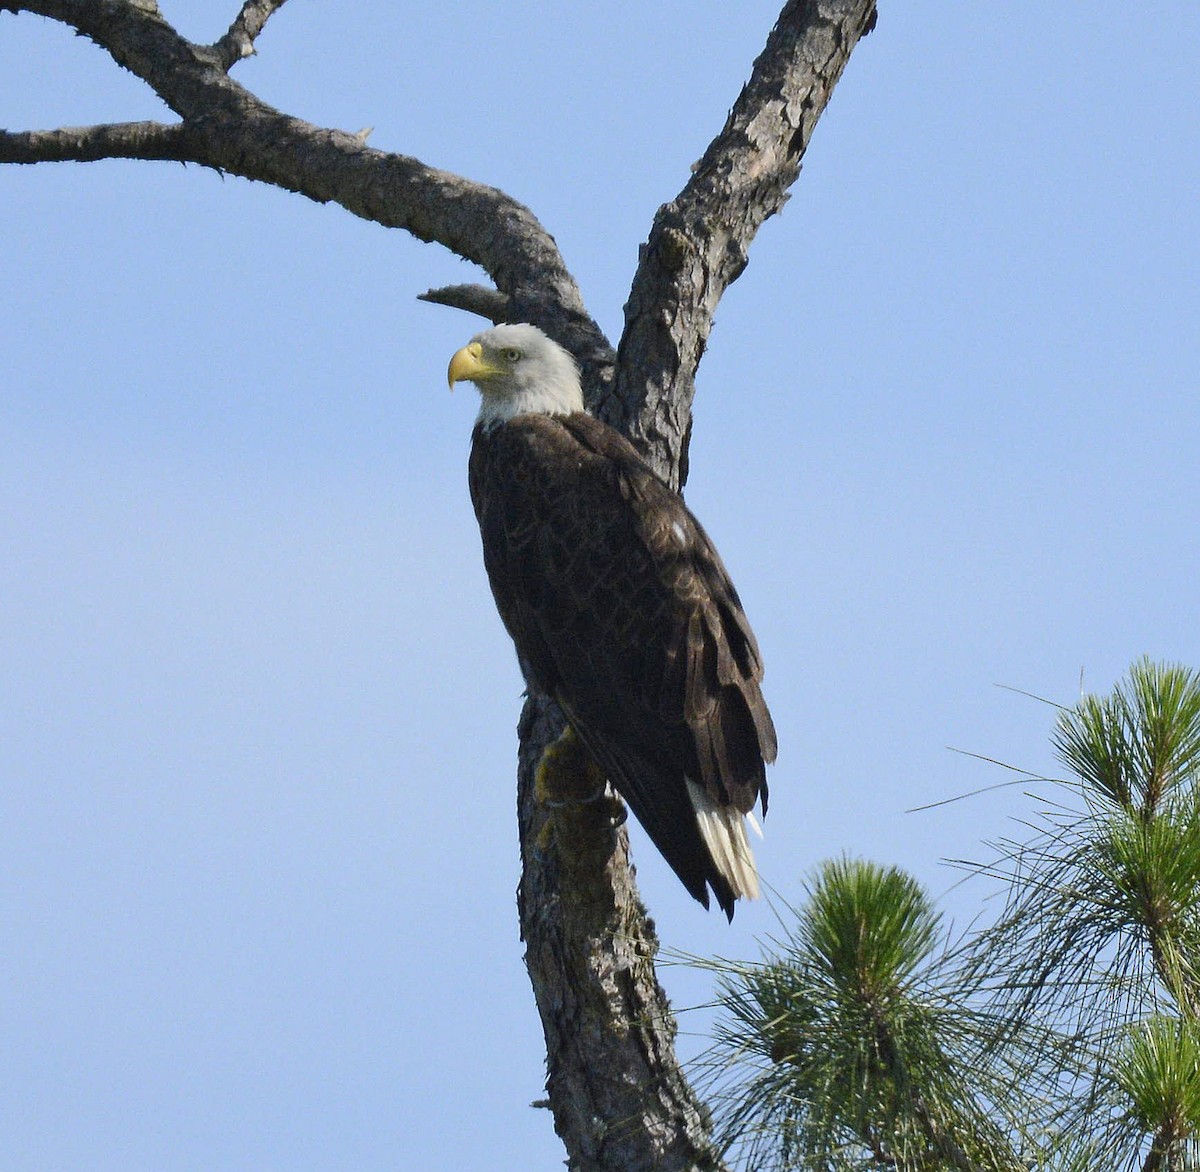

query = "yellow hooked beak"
[447,341,502,389]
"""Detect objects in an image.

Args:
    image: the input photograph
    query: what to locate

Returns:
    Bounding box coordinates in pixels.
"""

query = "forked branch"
[210,0,291,69]
[0,3,875,1169]
[0,0,601,362]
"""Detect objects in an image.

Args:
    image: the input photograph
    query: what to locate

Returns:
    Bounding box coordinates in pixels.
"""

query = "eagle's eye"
[501,347,522,363]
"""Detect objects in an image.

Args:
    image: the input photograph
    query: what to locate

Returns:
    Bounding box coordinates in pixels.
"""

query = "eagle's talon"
[534,724,608,807]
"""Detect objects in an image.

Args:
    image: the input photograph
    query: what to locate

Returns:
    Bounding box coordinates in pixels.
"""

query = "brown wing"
[469,412,776,916]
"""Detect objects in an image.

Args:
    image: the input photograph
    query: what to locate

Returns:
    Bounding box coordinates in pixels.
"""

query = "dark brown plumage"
[468,406,776,918]
[448,323,775,917]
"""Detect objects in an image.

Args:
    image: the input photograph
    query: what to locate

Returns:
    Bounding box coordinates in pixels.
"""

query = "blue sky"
[2,3,1197,1168]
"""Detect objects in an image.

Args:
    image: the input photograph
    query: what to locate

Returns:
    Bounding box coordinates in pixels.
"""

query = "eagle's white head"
[447,323,584,429]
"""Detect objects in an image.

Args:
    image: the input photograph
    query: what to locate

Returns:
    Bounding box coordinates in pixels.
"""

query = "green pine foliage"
[698,659,1200,1170]
[1116,1016,1200,1158]
[697,860,1031,1170]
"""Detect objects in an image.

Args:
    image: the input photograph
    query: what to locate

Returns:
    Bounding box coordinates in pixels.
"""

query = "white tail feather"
[686,780,760,901]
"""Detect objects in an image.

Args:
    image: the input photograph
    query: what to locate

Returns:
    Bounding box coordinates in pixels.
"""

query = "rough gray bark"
[610,0,879,488]
[0,2,875,1168]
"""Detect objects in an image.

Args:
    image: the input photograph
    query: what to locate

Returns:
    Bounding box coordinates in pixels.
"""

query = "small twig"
[210,0,290,70]
[417,284,511,324]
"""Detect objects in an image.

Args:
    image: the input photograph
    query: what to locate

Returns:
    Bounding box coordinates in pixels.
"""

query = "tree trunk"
[0,2,876,1167]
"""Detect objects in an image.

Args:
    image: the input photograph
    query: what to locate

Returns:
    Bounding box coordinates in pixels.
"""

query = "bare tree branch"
[210,0,290,70]
[0,120,196,164]
[417,284,511,324]
[0,0,606,370]
[609,0,878,486]
[6,1,213,118]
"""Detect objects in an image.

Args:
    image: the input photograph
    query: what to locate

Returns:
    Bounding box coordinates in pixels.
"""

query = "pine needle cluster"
[697,659,1200,1170]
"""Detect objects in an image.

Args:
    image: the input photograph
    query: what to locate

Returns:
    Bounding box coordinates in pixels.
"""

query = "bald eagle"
[448,323,776,918]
